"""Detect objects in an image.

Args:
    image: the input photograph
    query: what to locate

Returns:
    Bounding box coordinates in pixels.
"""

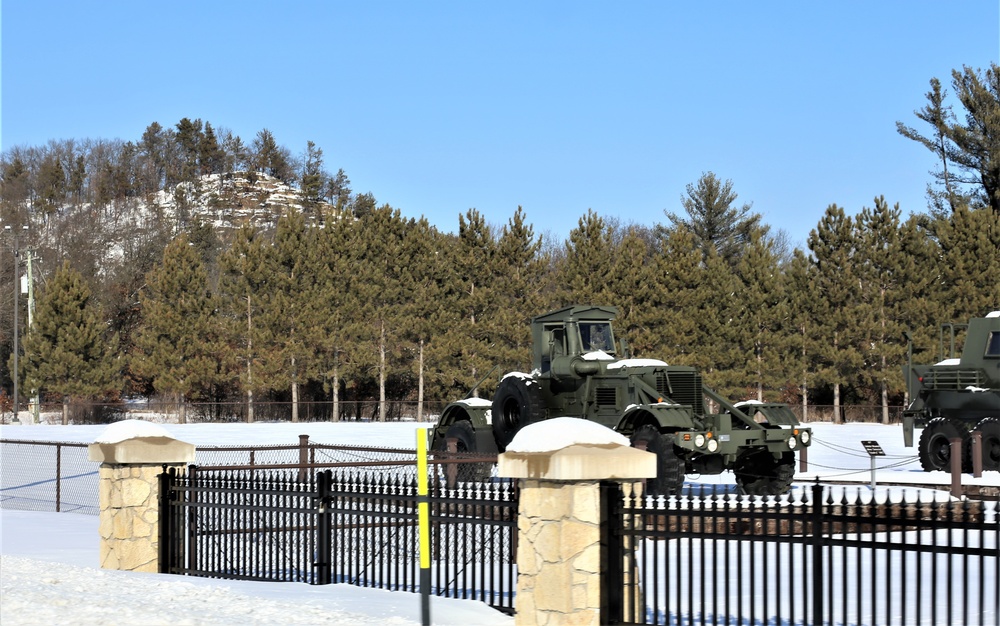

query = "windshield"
[581,322,614,352]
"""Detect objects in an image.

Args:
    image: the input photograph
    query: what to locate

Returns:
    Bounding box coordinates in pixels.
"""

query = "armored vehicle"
[431,305,811,495]
[902,310,1000,472]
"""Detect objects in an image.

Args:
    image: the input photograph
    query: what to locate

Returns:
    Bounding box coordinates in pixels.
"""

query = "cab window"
[581,322,614,352]
[986,331,1000,357]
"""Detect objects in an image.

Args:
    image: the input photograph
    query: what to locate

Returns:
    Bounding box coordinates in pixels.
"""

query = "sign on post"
[861,440,885,457]
[861,440,884,490]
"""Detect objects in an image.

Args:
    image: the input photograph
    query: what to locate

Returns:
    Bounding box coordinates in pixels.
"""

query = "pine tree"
[897,64,1000,214]
[310,212,358,421]
[785,248,820,418]
[21,262,117,425]
[300,141,326,212]
[732,226,787,401]
[198,122,224,176]
[559,209,615,305]
[254,209,324,422]
[218,223,270,422]
[252,129,294,183]
[662,172,763,268]
[444,209,499,398]
[132,234,230,423]
[935,206,1000,322]
[854,197,910,422]
[808,205,863,423]
[606,225,657,356]
[646,227,706,365]
[490,207,546,373]
[699,245,741,397]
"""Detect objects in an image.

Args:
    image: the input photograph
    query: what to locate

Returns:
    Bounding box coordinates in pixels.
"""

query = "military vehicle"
[431,305,811,495]
[902,310,1000,472]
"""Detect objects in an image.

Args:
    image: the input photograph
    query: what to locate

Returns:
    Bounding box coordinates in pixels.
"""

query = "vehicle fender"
[618,403,696,433]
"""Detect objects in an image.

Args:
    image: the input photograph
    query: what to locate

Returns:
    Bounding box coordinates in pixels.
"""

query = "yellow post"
[417,428,431,626]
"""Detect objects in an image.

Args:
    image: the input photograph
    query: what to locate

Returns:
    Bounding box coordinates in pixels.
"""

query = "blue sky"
[2,1,998,249]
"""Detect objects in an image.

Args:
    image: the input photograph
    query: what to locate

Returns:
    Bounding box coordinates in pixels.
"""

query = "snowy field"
[1,419,998,625]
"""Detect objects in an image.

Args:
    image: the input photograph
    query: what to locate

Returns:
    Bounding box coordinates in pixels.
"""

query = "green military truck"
[431,305,811,495]
[903,310,1000,472]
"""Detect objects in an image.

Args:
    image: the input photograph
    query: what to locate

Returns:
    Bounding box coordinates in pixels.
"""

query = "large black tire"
[974,418,1000,471]
[491,376,545,452]
[918,417,970,472]
[733,449,795,496]
[434,420,490,485]
[630,425,685,496]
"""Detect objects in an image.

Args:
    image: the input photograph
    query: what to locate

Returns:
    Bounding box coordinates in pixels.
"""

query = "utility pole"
[4,225,28,423]
[25,248,39,424]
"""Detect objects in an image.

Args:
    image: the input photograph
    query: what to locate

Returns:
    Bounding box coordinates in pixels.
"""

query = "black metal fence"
[605,482,999,626]
[160,460,517,613]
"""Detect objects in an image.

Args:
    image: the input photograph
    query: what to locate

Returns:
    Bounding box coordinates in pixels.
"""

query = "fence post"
[810,481,825,626]
[498,423,655,626]
[970,430,983,478]
[88,422,195,573]
[299,434,310,482]
[315,470,332,585]
[949,437,963,498]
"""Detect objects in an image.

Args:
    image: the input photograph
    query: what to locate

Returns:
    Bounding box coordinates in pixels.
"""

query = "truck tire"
[630,425,685,496]
[434,420,490,485]
[918,417,970,472]
[492,376,545,452]
[734,449,795,496]
[974,418,1000,471]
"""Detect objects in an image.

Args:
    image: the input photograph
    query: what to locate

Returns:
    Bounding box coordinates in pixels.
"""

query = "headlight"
[800,430,810,445]
[694,434,706,448]
[787,436,797,450]
[707,439,719,453]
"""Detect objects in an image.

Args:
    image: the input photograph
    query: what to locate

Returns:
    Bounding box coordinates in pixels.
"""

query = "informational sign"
[861,440,885,457]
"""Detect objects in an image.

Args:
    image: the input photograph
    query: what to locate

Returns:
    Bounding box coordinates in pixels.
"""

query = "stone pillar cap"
[498,417,655,480]
[88,419,195,464]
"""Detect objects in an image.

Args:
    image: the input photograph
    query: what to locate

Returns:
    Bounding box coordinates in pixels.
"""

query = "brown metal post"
[949,437,963,498]
[799,443,808,473]
[971,430,983,478]
[299,434,310,482]
[446,437,458,488]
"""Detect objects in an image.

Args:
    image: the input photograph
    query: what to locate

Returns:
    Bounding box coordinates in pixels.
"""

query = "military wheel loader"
[430,305,811,495]
[903,310,1000,472]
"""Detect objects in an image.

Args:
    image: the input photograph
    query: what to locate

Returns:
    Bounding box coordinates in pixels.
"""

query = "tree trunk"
[246,292,254,424]
[332,356,340,423]
[417,338,425,423]
[62,396,69,426]
[833,383,842,424]
[378,320,387,422]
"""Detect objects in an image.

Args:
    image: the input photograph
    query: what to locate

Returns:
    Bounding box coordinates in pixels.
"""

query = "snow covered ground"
[1,419,997,625]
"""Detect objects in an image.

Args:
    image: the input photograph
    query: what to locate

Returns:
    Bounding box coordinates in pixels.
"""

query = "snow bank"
[506,417,629,453]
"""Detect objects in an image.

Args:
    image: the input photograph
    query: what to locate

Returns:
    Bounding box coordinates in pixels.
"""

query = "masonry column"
[498,418,655,626]
[88,420,195,573]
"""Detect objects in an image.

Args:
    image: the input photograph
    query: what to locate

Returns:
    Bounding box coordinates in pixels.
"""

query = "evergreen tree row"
[15,195,1000,423]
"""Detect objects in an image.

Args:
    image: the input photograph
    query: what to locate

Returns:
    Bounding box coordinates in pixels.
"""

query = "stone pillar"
[88,423,195,573]
[499,437,655,626]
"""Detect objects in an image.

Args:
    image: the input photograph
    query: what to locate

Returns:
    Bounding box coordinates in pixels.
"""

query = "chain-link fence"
[1,437,495,515]
[0,400,452,426]
[0,440,99,514]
